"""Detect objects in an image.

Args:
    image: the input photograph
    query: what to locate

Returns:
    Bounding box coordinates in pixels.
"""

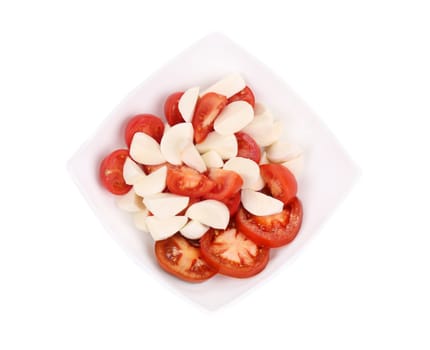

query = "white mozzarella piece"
[201,150,224,168]
[133,165,167,197]
[241,189,284,216]
[195,132,237,160]
[223,157,260,189]
[282,155,305,180]
[259,151,269,165]
[179,220,209,240]
[143,193,189,219]
[117,190,145,212]
[133,209,150,233]
[241,115,275,146]
[181,144,207,173]
[249,174,265,191]
[266,141,303,163]
[254,103,274,122]
[129,132,165,165]
[214,101,254,135]
[160,122,193,165]
[185,200,229,230]
[201,73,246,98]
[122,156,146,185]
[146,216,188,241]
[178,87,199,122]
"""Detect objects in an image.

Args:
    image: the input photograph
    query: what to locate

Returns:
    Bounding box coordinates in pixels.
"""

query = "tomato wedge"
[222,191,241,216]
[200,225,270,278]
[166,165,215,197]
[99,149,132,195]
[164,91,185,126]
[192,92,227,143]
[236,197,303,248]
[155,234,217,282]
[203,168,243,201]
[228,86,255,107]
[124,114,165,147]
[260,163,297,204]
[235,132,261,163]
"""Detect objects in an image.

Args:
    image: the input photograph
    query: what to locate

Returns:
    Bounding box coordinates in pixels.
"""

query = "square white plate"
[68,33,360,311]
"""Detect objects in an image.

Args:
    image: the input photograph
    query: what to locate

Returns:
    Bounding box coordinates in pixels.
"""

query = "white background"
[1,0,429,349]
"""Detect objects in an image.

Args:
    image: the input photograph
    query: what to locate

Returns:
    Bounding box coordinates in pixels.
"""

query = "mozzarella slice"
[249,174,265,191]
[146,216,188,241]
[180,220,209,240]
[195,132,237,160]
[254,102,274,122]
[178,87,199,122]
[282,155,305,180]
[214,101,254,135]
[201,73,246,98]
[122,156,146,185]
[181,144,207,173]
[260,151,269,165]
[201,150,224,168]
[160,122,193,165]
[241,189,284,216]
[130,132,165,165]
[143,193,189,219]
[133,209,150,233]
[133,165,167,197]
[266,141,303,163]
[223,157,260,189]
[185,200,229,229]
[117,190,145,212]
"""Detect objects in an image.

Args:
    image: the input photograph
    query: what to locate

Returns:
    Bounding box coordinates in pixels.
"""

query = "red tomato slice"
[99,149,132,195]
[236,197,303,248]
[192,92,227,143]
[228,86,255,107]
[200,225,270,278]
[155,234,217,282]
[260,163,297,204]
[222,191,241,216]
[142,163,170,174]
[166,166,216,197]
[164,91,185,126]
[124,114,165,148]
[203,168,243,201]
[235,132,261,163]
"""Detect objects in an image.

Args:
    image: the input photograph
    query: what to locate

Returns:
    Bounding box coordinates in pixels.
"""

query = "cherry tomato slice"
[236,197,303,248]
[203,168,243,201]
[235,132,261,163]
[166,165,216,197]
[260,163,297,204]
[200,225,270,278]
[164,91,185,126]
[99,149,132,195]
[155,234,217,282]
[222,191,241,216]
[192,92,227,143]
[142,163,170,174]
[228,86,255,107]
[124,114,165,148]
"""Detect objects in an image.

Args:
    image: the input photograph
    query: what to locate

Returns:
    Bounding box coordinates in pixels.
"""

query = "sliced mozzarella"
[122,156,146,185]
[259,151,269,165]
[201,150,224,168]
[181,144,207,173]
[241,189,284,216]
[185,199,229,230]
[146,216,188,241]
[143,193,189,219]
[178,87,199,122]
[266,141,303,163]
[214,101,254,135]
[254,103,274,122]
[133,209,150,233]
[241,115,274,146]
[133,165,167,197]
[249,174,265,191]
[160,122,193,165]
[179,220,209,240]
[195,132,237,160]
[223,157,260,189]
[117,190,145,212]
[129,132,165,165]
[201,73,246,98]
[282,155,305,180]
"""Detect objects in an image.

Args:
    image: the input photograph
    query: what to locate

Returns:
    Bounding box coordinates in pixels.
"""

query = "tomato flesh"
[99,149,132,195]
[166,165,215,197]
[164,91,185,126]
[203,168,243,201]
[125,114,165,147]
[235,132,261,163]
[260,163,297,204]
[222,191,241,216]
[228,86,255,107]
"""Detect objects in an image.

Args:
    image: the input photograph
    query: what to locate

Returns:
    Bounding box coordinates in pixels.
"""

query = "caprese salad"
[99,73,304,282]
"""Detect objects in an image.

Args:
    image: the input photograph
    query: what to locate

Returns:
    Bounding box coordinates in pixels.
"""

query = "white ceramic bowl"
[68,33,359,310]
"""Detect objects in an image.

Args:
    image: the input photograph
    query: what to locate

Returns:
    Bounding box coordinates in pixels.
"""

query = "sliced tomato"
[142,163,170,174]
[260,163,297,204]
[155,234,217,282]
[235,132,261,163]
[228,86,255,107]
[192,92,227,143]
[203,168,243,201]
[236,197,303,248]
[99,149,132,195]
[222,191,241,216]
[166,165,215,197]
[164,91,185,126]
[124,114,165,147]
[200,225,270,278]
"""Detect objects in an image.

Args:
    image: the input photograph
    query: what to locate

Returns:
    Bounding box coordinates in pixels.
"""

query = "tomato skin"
[200,227,270,278]
[228,86,255,107]
[260,163,297,204]
[222,191,241,216]
[99,149,132,195]
[155,234,217,282]
[236,197,303,248]
[166,166,216,197]
[164,91,185,126]
[124,114,165,147]
[203,168,243,201]
[192,92,228,143]
[235,132,261,163]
